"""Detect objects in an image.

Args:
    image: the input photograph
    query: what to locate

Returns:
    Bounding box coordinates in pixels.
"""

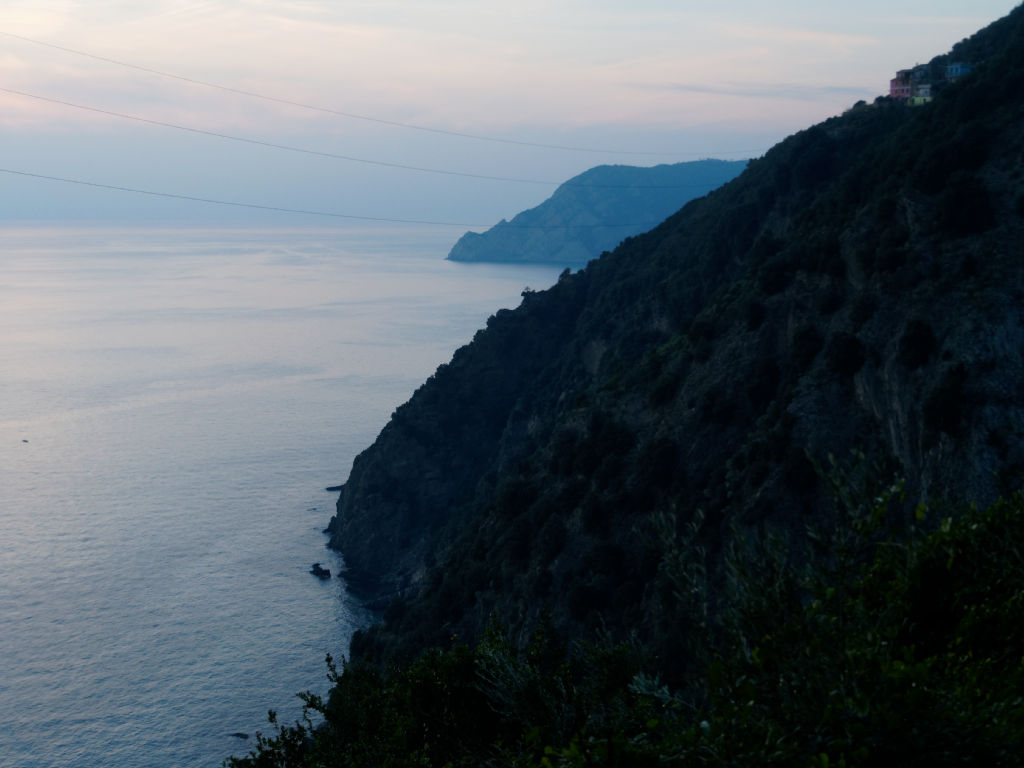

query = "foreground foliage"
[226,485,1024,767]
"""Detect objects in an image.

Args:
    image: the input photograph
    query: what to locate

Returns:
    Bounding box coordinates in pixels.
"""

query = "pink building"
[890,65,936,102]
[890,69,913,99]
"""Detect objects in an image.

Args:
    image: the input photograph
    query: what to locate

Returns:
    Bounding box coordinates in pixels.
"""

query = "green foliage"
[229,484,1024,767]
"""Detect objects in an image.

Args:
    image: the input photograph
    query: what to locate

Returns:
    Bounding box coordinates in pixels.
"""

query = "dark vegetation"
[229,6,1024,766]
[229,482,1024,766]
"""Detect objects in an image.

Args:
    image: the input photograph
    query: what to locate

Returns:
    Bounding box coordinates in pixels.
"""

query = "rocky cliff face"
[328,6,1024,661]
[326,284,588,598]
[446,160,747,265]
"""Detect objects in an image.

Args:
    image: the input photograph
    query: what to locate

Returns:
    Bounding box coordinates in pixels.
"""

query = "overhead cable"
[0,29,761,159]
[0,166,478,225]
[0,166,666,229]
[0,85,749,189]
[0,86,553,185]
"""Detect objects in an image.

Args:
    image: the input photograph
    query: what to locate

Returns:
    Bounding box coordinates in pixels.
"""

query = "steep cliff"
[327,5,1024,662]
[446,160,747,265]
[229,7,1024,766]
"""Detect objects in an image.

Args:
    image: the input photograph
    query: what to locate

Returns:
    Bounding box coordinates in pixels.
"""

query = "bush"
[228,490,1024,768]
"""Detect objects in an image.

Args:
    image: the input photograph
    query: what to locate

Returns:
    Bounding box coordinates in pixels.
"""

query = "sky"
[0,1,1019,229]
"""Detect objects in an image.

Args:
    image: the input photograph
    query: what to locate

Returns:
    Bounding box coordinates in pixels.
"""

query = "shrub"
[229,491,1024,768]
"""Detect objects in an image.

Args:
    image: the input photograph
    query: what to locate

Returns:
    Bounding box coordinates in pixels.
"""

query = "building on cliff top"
[890,60,974,106]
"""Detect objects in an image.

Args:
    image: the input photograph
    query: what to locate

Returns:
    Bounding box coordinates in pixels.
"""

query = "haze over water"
[0,227,561,767]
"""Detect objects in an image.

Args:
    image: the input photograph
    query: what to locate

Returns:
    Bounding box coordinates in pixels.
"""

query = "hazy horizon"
[1,1,1019,229]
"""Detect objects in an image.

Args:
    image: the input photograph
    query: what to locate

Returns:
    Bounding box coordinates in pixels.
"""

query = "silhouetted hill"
[229,7,1024,767]
[328,4,1024,663]
[446,160,747,265]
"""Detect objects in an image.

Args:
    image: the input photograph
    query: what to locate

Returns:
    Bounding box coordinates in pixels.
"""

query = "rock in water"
[310,562,331,579]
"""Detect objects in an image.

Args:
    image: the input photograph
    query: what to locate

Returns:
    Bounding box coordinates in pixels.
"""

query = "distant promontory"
[446,159,748,265]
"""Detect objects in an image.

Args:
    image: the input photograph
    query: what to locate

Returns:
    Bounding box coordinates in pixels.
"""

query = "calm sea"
[0,227,561,768]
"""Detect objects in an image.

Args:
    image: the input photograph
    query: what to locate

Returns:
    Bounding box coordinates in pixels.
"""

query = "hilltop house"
[890,69,913,99]
[947,62,974,79]
[890,61,972,105]
[890,64,932,101]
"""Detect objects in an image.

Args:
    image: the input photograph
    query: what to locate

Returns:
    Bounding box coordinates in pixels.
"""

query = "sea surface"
[0,227,562,768]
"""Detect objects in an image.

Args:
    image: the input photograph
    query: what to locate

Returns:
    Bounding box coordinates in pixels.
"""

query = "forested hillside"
[446,160,747,265]
[229,6,1024,766]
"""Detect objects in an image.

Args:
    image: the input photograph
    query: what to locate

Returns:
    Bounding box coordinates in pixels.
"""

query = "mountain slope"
[229,7,1024,767]
[327,5,1024,666]
[446,160,747,265]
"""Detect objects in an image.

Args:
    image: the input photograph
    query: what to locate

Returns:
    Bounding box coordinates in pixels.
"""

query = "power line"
[0,166,676,229]
[0,167,473,224]
[0,85,750,190]
[0,86,552,186]
[0,29,761,159]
